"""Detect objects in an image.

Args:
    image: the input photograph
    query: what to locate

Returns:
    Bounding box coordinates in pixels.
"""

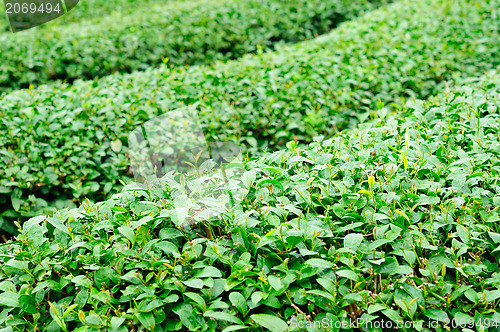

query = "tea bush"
[0,71,499,331]
[0,0,499,232]
[0,0,382,90]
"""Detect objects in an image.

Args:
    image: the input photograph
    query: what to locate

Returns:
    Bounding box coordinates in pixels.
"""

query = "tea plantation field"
[0,0,382,90]
[0,0,499,331]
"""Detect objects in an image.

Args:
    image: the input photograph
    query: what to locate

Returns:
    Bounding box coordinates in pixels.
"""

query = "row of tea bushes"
[0,0,499,231]
[0,0,383,90]
[0,71,499,331]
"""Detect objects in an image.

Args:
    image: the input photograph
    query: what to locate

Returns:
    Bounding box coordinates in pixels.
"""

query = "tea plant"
[0,71,499,331]
[0,0,382,90]
[0,0,498,232]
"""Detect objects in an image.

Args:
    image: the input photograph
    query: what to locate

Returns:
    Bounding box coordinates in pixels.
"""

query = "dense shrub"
[0,0,168,33]
[0,0,382,90]
[0,0,499,231]
[0,72,499,331]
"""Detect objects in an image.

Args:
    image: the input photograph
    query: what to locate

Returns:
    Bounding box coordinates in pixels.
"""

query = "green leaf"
[178,309,199,330]
[184,292,206,310]
[268,275,283,291]
[221,326,249,332]
[118,226,135,245]
[229,292,247,316]
[72,275,92,288]
[94,267,119,287]
[204,311,244,325]
[257,179,284,192]
[368,175,375,188]
[182,278,204,289]
[304,258,333,269]
[453,312,473,327]
[250,314,288,332]
[2,260,29,275]
[368,239,392,251]
[110,317,126,330]
[344,233,363,251]
[382,309,403,323]
[0,291,19,307]
[336,270,359,282]
[424,309,449,323]
[306,290,335,301]
[484,290,500,303]
[11,188,22,211]
[316,278,335,294]
[251,292,264,305]
[136,312,155,330]
[111,139,122,153]
[193,266,222,278]
[19,295,37,314]
[368,303,386,314]
[375,257,399,274]
[456,225,470,244]
[46,217,71,235]
[241,170,257,188]
[488,231,500,244]
[155,241,179,255]
[138,299,163,313]
[159,228,185,240]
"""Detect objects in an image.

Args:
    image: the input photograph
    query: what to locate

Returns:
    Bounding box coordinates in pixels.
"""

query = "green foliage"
[0,72,500,331]
[0,0,169,33]
[0,0,381,90]
[0,0,498,231]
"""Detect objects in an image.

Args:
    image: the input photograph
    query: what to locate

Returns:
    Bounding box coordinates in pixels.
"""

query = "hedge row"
[0,0,382,90]
[0,71,499,331]
[0,0,167,33]
[0,0,499,232]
